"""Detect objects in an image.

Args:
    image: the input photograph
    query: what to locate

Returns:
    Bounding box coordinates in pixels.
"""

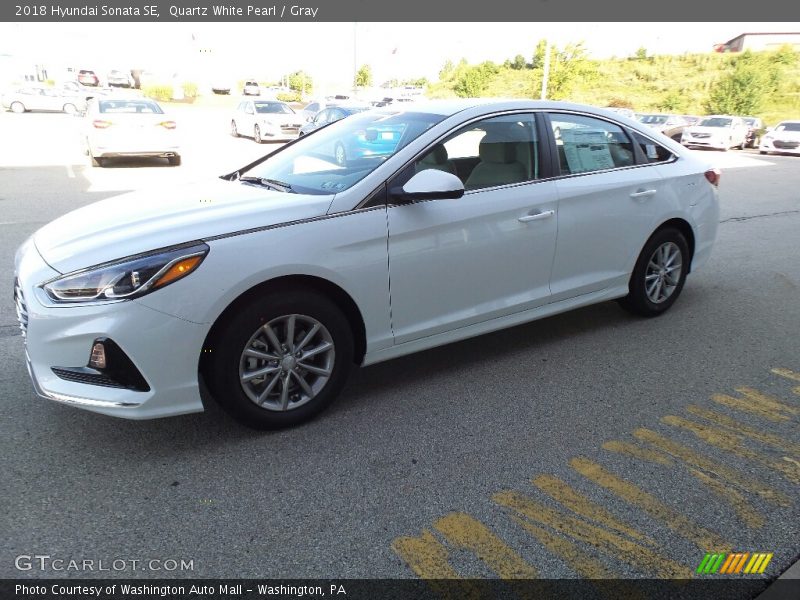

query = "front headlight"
[42,243,209,304]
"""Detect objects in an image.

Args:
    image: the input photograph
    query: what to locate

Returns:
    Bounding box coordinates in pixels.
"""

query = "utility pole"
[353,22,358,93]
[540,39,550,100]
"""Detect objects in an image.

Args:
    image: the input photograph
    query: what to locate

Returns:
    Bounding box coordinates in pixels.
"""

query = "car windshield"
[743,118,757,126]
[98,100,163,114]
[255,102,294,114]
[239,110,445,195]
[776,122,800,132]
[639,115,668,125]
[699,117,732,127]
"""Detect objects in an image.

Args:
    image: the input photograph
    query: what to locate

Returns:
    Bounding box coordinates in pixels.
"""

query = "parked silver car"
[2,86,87,114]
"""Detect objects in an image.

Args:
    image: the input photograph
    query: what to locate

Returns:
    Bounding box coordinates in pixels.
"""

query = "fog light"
[89,342,107,369]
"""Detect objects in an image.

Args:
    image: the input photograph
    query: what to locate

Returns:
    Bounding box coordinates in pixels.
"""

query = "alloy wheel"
[645,242,682,304]
[238,314,335,412]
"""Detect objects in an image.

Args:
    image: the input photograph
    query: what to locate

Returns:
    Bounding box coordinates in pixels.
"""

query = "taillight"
[159,121,177,130]
[704,168,721,187]
[92,120,112,129]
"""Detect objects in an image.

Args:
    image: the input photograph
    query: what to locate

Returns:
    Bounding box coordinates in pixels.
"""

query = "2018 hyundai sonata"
[14,100,720,429]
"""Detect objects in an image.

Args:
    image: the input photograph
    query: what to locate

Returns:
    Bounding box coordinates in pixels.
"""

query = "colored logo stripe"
[698,553,773,575]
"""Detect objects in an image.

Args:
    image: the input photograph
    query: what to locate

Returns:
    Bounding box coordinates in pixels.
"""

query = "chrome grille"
[773,140,799,149]
[14,278,29,338]
[281,125,301,134]
[692,133,711,139]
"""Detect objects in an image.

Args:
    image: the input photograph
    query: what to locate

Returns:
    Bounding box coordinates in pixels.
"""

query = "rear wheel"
[254,124,262,143]
[230,120,239,137]
[618,228,689,317]
[208,290,354,429]
[62,103,77,114]
[10,101,25,113]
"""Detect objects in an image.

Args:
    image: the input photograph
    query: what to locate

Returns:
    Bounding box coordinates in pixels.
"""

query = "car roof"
[392,98,656,117]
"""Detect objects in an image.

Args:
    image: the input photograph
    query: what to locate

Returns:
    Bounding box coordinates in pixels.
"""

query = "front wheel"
[230,120,239,137]
[208,290,354,429]
[618,228,689,317]
[62,103,77,114]
[254,124,262,144]
[10,101,25,113]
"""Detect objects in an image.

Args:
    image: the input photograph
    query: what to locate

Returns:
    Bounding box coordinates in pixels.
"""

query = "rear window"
[632,131,675,163]
[99,100,163,114]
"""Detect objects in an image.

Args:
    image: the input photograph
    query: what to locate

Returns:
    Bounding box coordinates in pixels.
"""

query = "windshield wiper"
[239,176,294,193]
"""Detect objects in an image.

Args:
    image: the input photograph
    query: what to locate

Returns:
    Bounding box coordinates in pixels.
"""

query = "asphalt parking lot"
[1,108,798,589]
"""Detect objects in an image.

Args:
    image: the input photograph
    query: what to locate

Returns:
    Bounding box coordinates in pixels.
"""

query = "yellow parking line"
[712,387,798,422]
[433,512,539,579]
[633,428,791,507]
[689,469,766,529]
[686,405,800,455]
[602,440,674,466]
[391,530,463,579]
[494,489,692,578]
[532,474,656,546]
[570,457,729,551]
[771,367,800,382]
[662,415,800,484]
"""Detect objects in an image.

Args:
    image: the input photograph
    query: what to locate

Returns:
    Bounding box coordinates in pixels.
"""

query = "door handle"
[630,189,657,199]
[518,210,555,223]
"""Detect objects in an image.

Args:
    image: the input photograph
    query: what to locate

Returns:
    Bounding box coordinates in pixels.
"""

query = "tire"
[334,142,346,166]
[618,228,689,318]
[230,120,239,137]
[10,101,25,113]
[168,155,181,166]
[208,289,354,429]
[254,125,262,144]
[62,103,77,115]
[759,150,768,155]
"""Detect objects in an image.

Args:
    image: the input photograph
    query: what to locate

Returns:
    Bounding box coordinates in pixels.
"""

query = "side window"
[314,109,329,124]
[306,103,319,114]
[632,131,674,164]
[237,101,247,112]
[549,113,635,175]
[330,109,345,121]
[420,113,538,191]
[244,103,254,115]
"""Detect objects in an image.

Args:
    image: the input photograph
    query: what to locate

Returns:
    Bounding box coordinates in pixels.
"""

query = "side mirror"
[391,169,465,203]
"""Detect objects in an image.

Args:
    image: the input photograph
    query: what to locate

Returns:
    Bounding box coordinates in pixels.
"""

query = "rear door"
[546,111,666,301]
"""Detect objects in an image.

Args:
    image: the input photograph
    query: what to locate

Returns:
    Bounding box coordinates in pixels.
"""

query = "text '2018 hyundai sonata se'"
[14,100,720,429]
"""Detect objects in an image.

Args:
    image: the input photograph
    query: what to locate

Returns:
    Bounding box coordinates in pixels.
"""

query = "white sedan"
[759,120,800,156]
[680,115,748,151]
[15,100,720,429]
[230,99,304,143]
[83,97,181,167]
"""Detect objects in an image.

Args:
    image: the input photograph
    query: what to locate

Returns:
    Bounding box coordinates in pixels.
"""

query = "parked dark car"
[298,104,370,136]
[742,117,766,148]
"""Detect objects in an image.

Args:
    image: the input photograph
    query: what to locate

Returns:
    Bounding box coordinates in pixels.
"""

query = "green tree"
[286,70,313,94]
[546,42,595,100]
[634,47,648,61]
[453,61,499,97]
[532,40,548,69]
[705,60,779,115]
[512,54,527,70]
[355,64,372,87]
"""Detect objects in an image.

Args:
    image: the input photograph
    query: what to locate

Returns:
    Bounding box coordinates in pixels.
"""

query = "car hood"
[34,177,333,274]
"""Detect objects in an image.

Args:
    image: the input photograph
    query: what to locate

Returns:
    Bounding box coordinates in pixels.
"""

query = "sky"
[1,22,798,91]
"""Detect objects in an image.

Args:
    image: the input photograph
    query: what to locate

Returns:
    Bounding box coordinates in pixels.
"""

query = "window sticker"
[561,129,615,173]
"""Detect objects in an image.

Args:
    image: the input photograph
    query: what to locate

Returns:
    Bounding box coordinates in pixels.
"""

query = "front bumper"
[681,138,728,150]
[759,139,800,155]
[15,242,208,419]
